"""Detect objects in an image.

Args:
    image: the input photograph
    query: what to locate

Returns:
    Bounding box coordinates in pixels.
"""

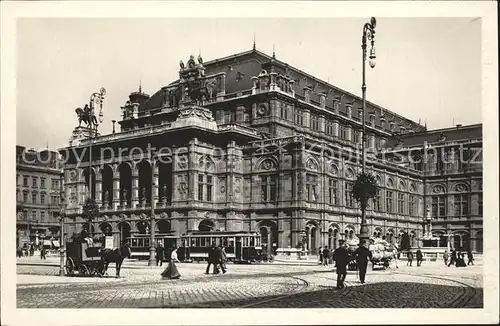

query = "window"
[31,210,37,220]
[23,191,29,203]
[280,105,288,120]
[31,192,37,204]
[353,130,361,144]
[197,175,213,201]
[32,177,38,188]
[328,179,338,205]
[295,110,304,126]
[17,174,20,186]
[40,193,46,204]
[339,125,346,140]
[386,191,394,213]
[23,176,29,187]
[373,191,381,211]
[431,196,447,218]
[40,211,45,221]
[345,182,354,208]
[409,195,416,216]
[398,193,405,214]
[306,174,318,202]
[478,194,483,216]
[325,120,334,136]
[41,178,46,189]
[52,179,59,189]
[310,114,319,131]
[454,195,469,217]
[206,176,213,201]
[261,175,277,202]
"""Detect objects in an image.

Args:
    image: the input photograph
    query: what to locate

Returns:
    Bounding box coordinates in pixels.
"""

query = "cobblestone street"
[17,258,483,308]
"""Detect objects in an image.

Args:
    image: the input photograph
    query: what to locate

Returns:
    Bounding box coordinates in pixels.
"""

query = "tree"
[82,198,99,236]
[400,232,411,251]
[352,172,379,210]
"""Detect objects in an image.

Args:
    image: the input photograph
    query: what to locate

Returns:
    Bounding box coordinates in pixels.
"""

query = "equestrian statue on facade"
[75,104,98,128]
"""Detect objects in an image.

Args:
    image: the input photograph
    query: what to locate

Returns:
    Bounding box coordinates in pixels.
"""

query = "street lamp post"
[148,158,157,267]
[87,88,106,237]
[359,17,377,246]
[59,209,65,276]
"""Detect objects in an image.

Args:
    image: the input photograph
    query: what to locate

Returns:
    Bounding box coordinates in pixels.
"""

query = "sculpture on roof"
[198,54,203,65]
[75,104,98,128]
[187,55,196,69]
[179,60,185,70]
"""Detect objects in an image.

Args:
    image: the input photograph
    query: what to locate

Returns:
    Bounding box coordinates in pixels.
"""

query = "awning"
[52,240,60,247]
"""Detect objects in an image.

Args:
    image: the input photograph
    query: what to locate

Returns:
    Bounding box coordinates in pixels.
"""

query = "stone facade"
[16,146,63,248]
[60,49,483,254]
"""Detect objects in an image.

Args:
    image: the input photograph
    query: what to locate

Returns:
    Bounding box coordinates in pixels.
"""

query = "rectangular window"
[23,192,28,203]
[40,193,46,204]
[373,192,381,211]
[431,196,447,218]
[295,110,304,126]
[386,191,393,213]
[206,176,213,202]
[454,194,469,217]
[17,174,20,186]
[310,115,319,131]
[478,194,483,216]
[409,195,415,216]
[398,193,405,214]
[306,174,318,202]
[198,175,204,200]
[345,182,354,208]
[32,177,38,188]
[328,179,338,205]
[31,210,37,220]
[32,192,37,204]
[280,105,288,120]
[41,178,46,189]
[261,175,277,203]
[23,177,29,187]
[40,211,45,221]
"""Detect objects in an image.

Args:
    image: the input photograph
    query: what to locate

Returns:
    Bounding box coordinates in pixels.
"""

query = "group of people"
[16,243,47,259]
[331,240,373,289]
[405,249,424,267]
[443,249,474,267]
[205,244,227,275]
[318,246,333,266]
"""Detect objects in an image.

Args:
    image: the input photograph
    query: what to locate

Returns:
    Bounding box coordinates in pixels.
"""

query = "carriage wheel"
[78,264,90,276]
[65,258,75,276]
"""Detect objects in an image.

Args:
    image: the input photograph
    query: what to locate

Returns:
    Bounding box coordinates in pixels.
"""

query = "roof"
[137,48,425,129]
[385,124,482,148]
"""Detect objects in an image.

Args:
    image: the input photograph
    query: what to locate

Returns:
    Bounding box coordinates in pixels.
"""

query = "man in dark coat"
[467,249,474,266]
[205,243,217,274]
[332,241,349,289]
[322,247,330,266]
[354,242,373,284]
[448,249,457,267]
[156,242,164,266]
[407,250,414,266]
[416,249,423,267]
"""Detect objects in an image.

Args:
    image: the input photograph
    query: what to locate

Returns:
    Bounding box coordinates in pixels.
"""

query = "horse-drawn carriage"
[65,233,131,277]
[65,236,105,276]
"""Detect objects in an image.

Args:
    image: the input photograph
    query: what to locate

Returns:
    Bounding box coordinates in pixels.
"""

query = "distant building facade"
[16,146,63,248]
[60,49,482,254]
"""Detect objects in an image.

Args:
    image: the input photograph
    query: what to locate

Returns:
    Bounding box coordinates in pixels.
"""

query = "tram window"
[144,239,150,248]
[191,240,195,247]
[250,237,255,246]
[132,239,138,247]
[229,239,235,247]
[195,238,200,247]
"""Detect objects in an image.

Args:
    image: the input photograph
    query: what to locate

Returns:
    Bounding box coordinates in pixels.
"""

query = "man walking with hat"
[354,241,373,284]
[332,240,350,289]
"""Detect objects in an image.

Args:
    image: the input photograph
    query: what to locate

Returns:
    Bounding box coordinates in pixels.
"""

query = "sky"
[16,17,481,150]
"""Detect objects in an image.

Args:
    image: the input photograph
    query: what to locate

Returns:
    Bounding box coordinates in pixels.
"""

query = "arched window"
[198,219,214,232]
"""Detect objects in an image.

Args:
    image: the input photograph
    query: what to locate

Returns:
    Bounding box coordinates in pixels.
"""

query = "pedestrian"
[354,242,372,284]
[448,249,456,267]
[40,246,46,260]
[205,243,217,275]
[319,247,324,265]
[467,249,474,266]
[156,242,164,266]
[170,248,181,263]
[218,245,227,274]
[322,247,330,266]
[416,248,423,267]
[332,241,349,289]
[161,253,181,280]
[443,250,449,265]
[407,250,413,266]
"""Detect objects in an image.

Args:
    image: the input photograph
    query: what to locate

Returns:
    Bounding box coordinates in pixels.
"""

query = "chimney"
[456,124,462,128]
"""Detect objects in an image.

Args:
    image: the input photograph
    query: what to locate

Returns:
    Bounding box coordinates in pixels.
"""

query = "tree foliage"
[352,172,379,209]
[82,198,99,222]
[400,232,411,251]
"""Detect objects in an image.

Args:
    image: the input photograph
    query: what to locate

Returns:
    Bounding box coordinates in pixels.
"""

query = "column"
[345,124,352,142]
[332,119,339,138]
[188,139,197,201]
[318,115,325,133]
[346,104,352,119]
[319,93,326,108]
[369,134,376,148]
[112,165,120,210]
[152,162,159,206]
[303,109,310,129]
[303,87,311,103]
[95,170,102,207]
[132,167,139,208]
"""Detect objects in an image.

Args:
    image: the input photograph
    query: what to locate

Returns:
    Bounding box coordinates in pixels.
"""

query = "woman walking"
[161,248,181,279]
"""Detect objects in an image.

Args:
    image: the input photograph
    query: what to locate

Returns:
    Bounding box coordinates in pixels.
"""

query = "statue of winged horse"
[75,104,98,128]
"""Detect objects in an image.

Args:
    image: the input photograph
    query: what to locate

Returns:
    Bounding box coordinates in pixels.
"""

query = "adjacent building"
[59,48,483,254]
[16,146,63,248]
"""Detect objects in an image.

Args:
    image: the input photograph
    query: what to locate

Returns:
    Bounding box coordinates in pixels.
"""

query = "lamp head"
[98,110,104,123]
[368,47,376,68]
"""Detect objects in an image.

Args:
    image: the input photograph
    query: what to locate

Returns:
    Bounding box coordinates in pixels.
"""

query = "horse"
[100,243,132,278]
[75,105,98,128]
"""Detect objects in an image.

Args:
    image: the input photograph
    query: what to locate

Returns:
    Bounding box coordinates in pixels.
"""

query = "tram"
[181,231,262,263]
[127,234,180,260]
